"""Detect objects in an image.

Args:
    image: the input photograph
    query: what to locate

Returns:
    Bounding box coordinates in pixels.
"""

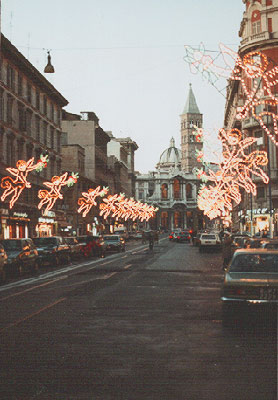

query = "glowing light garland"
[230,50,278,146]
[1,155,49,209]
[197,128,269,220]
[99,193,158,222]
[183,42,237,93]
[77,186,109,217]
[38,172,79,212]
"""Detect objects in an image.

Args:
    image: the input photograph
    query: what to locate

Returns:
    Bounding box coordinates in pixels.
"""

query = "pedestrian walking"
[222,232,233,270]
[149,234,154,251]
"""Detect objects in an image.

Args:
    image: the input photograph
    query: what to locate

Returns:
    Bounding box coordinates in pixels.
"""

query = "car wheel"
[54,255,60,267]
[33,261,39,273]
[18,263,24,276]
[0,267,6,283]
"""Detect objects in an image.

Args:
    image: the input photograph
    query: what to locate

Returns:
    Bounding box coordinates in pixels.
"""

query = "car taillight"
[177,236,180,239]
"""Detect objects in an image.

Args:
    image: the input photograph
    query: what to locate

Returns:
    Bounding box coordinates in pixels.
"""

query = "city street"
[0,236,277,400]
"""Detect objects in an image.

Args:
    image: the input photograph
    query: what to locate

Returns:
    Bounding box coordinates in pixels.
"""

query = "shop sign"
[42,210,56,218]
[13,212,28,218]
[247,208,268,215]
[0,208,9,216]
[38,217,55,224]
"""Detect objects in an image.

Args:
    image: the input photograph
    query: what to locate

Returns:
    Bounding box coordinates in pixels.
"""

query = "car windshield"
[265,242,278,249]
[103,236,119,241]
[33,237,57,246]
[229,253,278,273]
[201,234,216,240]
[65,238,75,244]
[0,240,22,251]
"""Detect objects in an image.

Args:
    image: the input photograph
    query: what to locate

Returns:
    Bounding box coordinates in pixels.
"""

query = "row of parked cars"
[0,234,126,283]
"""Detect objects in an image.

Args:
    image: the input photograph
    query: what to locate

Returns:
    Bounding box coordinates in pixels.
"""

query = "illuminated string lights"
[183,42,237,92]
[197,128,269,220]
[77,186,109,217]
[99,193,158,222]
[231,50,278,146]
[1,155,48,209]
[38,172,79,212]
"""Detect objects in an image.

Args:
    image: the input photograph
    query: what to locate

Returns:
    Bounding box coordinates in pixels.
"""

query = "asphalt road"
[0,237,277,400]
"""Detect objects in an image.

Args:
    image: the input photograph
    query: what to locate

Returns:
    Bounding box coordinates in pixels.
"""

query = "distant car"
[76,235,106,258]
[231,235,249,255]
[0,244,8,282]
[32,236,71,267]
[221,249,278,326]
[103,235,125,252]
[134,232,143,240]
[199,233,221,252]
[0,238,39,276]
[64,237,82,260]
[169,229,181,241]
[175,231,191,243]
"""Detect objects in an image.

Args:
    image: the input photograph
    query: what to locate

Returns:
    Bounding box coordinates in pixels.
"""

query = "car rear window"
[103,236,119,241]
[0,240,22,251]
[230,254,278,273]
[33,237,57,246]
[201,234,216,240]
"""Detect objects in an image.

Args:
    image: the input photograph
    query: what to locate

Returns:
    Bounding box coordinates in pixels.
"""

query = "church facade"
[135,85,204,231]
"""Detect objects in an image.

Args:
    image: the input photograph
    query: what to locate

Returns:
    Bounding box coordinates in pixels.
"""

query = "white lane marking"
[124,264,132,270]
[0,276,68,302]
[0,297,66,333]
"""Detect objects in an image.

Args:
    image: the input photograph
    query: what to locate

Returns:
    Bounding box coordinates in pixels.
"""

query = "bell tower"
[180,84,203,173]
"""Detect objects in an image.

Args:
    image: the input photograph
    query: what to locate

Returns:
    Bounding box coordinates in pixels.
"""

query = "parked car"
[64,237,82,260]
[221,249,278,327]
[76,235,106,258]
[260,240,278,250]
[199,233,221,252]
[175,231,191,243]
[32,236,71,267]
[0,244,8,282]
[133,232,143,240]
[0,238,39,276]
[103,234,125,252]
[231,235,249,255]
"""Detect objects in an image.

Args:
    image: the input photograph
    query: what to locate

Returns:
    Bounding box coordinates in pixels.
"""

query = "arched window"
[186,183,192,199]
[161,183,168,199]
[173,178,180,199]
[251,10,261,35]
[161,212,168,228]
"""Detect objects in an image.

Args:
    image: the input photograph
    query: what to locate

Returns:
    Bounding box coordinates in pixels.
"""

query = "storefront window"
[161,212,168,228]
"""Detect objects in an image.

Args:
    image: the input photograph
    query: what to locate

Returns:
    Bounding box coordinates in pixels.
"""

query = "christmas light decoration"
[231,50,278,146]
[197,128,269,220]
[183,42,237,93]
[38,172,78,212]
[99,193,158,222]
[77,186,109,217]
[1,155,49,209]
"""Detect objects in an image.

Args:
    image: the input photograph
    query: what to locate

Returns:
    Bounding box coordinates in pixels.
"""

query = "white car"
[199,233,221,252]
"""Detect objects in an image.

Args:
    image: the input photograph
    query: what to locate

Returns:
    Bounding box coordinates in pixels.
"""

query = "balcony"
[240,31,270,48]
[241,117,260,129]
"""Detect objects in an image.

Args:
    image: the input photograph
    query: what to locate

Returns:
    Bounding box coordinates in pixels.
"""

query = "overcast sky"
[1,0,244,173]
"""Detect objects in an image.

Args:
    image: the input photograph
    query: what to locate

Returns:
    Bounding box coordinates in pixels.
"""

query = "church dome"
[157,137,181,168]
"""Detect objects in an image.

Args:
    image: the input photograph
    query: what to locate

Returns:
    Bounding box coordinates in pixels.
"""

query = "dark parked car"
[0,244,8,282]
[64,237,82,260]
[103,234,125,252]
[32,236,71,267]
[261,240,278,250]
[76,235,106,258]
[222,249,278,327]
[0,238,39,276]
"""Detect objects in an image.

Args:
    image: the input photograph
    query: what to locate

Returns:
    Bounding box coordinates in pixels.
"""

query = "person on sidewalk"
[222,232,233,270]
